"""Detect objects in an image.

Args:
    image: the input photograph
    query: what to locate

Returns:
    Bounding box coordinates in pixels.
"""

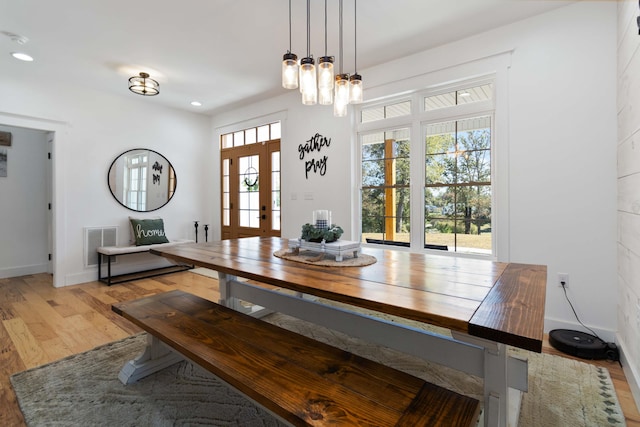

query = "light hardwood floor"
[0,272,638,426]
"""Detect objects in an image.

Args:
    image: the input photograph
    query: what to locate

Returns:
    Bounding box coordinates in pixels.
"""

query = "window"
[425,116,492,254]
[361,129,411,245]
[221,122,281,149]
[358,79,495,256]
[124,152,148,211]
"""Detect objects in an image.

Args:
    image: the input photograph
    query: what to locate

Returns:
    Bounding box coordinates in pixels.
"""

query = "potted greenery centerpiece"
[301,223,344,243]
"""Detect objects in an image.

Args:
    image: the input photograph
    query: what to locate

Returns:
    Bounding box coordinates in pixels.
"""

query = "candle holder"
[204,224,209,242]
[194,221,199,243]
[313,210,331,230]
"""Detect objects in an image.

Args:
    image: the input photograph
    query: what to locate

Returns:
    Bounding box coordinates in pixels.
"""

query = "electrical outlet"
[558,273,569,288]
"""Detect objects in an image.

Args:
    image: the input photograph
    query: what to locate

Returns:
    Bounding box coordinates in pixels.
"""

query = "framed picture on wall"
[0,148,7,177]
[0,131,11,146]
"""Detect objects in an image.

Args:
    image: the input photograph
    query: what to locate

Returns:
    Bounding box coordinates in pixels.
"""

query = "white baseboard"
[0,263,48,279]
[617,333,640,413]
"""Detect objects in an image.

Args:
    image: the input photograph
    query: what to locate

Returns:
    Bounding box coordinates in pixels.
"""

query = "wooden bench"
[97,239,194,286]
[112,290,481,426]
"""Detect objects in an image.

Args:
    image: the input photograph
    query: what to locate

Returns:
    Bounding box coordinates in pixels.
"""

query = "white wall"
[0,125,49,278]
[0,77,212,287]
[212,2,619,341]
[617,0,640,410]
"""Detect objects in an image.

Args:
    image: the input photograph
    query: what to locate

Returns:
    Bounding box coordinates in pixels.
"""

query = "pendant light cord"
[288,0,292,53]
[353,0,357,73]
[324,0,328,55]
[306,0,311,57]
[339,0,343,74]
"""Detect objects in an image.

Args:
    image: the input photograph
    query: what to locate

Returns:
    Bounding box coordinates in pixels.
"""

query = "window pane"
[234,131,244,147]
[245,128,257,145]
[424,83,493,111]
[257,125,270,142]
[221,133,233,149]
[270,122,281,139]
[424,115,491,254]
[385,101,411,119]
[362,159,385,186]
[360,100,411,123]
[361,128,411,246]
[361,106,384,123]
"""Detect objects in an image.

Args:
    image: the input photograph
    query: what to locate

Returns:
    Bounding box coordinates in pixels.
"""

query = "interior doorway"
[220,122,281,240]
[0,123,53,278]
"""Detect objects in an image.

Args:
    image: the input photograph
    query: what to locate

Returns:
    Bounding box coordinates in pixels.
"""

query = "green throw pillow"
[130,218,170,246]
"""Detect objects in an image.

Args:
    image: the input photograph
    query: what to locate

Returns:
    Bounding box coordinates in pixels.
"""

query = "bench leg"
[118,334,184,385]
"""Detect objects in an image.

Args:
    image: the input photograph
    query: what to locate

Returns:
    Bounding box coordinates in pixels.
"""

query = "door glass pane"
[222,159,230,226]
[271,151,281,231]
[239,155,260,229]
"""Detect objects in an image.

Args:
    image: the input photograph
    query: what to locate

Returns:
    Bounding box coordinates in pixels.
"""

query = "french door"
[221,139,281,239]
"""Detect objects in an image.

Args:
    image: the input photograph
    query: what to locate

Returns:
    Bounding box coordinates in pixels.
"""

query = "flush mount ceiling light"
[128,72,159,96]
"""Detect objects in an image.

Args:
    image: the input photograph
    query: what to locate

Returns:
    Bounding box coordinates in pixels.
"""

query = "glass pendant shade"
[319,86,333,105]
[282,52,299,89]
[333,74,349,117]
[349,73,363,104]
[300,57,317,105]
[317,56,334,89]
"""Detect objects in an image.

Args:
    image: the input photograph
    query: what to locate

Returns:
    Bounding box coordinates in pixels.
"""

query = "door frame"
[221,139,281,239]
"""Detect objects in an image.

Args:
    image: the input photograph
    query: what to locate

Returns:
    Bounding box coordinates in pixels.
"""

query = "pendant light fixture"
[333,0,349,117]
[281,0,298,89]
[300,0,317,105]
[128,72,159,96]
[280,0,362,114]
[317,0,334,105]
[349,0,363,104]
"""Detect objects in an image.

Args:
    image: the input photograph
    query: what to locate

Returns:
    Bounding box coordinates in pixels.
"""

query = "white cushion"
[97,239,194,256]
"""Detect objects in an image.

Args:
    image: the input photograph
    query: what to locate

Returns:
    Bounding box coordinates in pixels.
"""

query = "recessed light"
[190,101,202,107]
[459,91,471,97]
[11,52,34,62]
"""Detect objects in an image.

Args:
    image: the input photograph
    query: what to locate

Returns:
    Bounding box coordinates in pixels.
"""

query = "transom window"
[221,122,281,149]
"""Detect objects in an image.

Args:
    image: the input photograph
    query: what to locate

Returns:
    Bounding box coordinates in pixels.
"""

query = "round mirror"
[108,148,176,212]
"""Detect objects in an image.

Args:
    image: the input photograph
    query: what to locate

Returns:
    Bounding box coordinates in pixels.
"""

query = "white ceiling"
[1,0,574,115]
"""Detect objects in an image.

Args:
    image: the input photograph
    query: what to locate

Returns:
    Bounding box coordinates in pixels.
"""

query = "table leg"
[217,272,234,307]
[118,334,184,385]
[451,332,511,427]
[483,342,509,427]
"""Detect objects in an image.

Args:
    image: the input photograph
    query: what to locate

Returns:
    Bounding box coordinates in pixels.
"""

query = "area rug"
[273,249,376,267]
[11,313,626,427]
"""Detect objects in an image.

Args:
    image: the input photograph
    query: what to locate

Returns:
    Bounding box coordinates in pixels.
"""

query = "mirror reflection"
[108,149,176,212]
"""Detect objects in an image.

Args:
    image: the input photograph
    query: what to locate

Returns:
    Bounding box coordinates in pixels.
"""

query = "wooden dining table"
[151,237,547,427]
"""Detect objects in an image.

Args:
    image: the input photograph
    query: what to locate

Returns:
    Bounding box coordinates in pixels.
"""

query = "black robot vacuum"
[549,329,619,361]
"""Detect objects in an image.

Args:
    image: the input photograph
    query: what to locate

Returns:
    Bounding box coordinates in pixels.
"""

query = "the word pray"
[305,155,328,179]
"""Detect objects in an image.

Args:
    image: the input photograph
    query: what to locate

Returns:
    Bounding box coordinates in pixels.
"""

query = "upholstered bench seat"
[97,239,194,285]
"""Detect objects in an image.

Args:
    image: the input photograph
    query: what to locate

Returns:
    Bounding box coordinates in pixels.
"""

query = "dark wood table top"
[151,237,546,352]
